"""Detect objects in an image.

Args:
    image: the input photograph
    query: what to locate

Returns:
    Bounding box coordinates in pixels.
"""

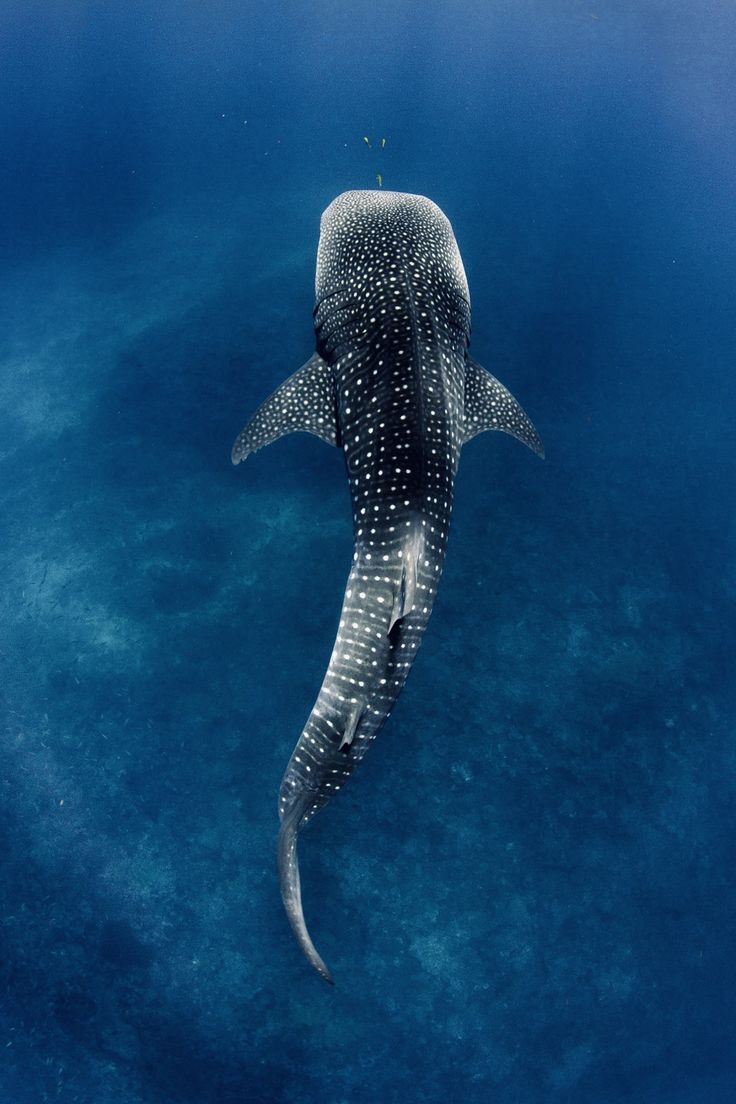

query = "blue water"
[2,2,735,1101]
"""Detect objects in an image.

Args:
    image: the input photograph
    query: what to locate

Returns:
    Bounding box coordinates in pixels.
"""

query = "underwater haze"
[2,1,735,1101]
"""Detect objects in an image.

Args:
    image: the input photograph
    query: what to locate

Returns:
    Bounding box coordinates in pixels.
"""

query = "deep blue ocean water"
[2,2,735,1101]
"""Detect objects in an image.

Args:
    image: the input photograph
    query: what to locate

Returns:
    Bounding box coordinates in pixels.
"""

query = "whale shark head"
[314,191,470,356]
[316,189,470,299]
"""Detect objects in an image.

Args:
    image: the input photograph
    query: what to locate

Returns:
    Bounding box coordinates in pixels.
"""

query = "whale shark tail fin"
[277,797,334,984]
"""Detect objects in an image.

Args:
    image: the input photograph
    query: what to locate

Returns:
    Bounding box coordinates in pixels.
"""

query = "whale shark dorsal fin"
[339,699,365,751]
[463,356,545,458]
[388,532,422,634]
[231,352,339,464]
[388,559,416,635]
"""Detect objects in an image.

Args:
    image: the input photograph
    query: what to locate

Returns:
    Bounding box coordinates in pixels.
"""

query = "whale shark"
[232,190,543,982]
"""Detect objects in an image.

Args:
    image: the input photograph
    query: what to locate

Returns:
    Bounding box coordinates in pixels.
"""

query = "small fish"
[376,173,382,188]
[363,136,372,148]
[380,137,386,149]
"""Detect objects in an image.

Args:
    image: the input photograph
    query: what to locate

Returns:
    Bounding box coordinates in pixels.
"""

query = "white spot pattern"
[279,191,472,824]
[463,356,545,457]
[232,190,542,846]
[231,352,337,463]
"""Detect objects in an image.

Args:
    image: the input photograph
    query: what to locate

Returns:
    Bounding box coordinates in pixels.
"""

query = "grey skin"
[232,191,543,983]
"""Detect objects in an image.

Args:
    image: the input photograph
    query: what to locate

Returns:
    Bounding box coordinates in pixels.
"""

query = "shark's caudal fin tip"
[298,905,334,984]
[289,894,335,985]
[316,958,335,985]
[298,927,334,983]
[278,801,335,985]
[304,943,334,984]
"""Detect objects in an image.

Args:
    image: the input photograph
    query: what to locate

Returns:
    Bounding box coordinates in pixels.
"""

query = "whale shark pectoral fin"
[339,699,365,751]
[463,356,545,458]
[231,352,339,464]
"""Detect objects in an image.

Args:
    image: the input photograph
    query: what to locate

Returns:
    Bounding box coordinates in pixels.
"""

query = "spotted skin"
[232,191,543,982]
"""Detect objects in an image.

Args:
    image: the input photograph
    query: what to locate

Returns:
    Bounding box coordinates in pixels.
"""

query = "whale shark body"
[232,191,543,982]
